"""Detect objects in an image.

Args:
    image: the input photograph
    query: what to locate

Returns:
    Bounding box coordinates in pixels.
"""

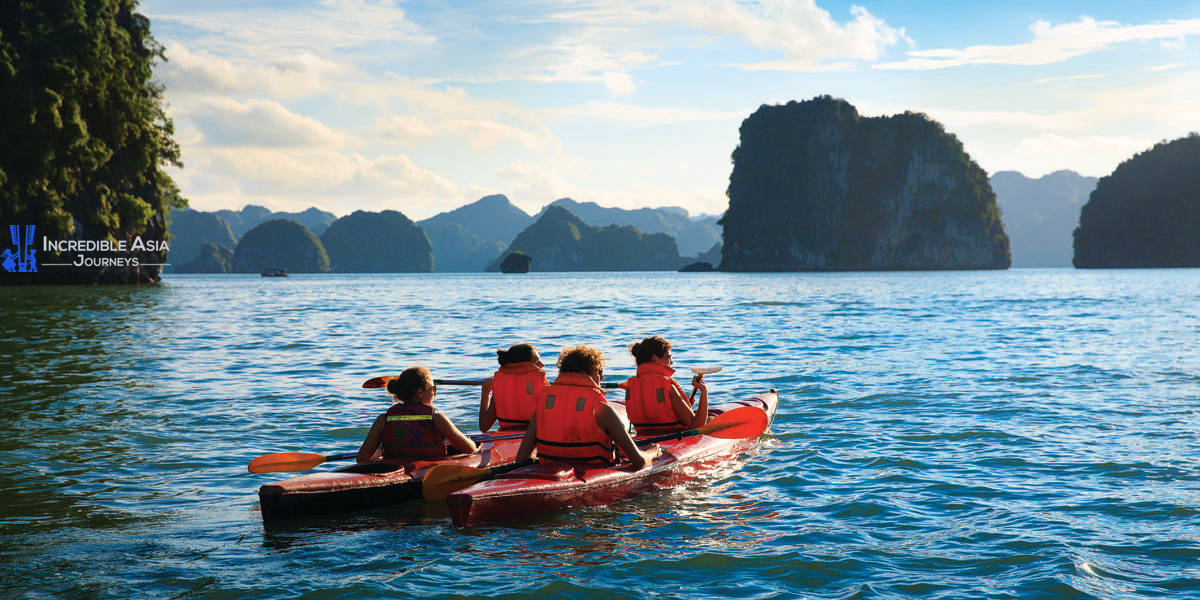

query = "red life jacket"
[381,402,447,459]
[535,372,615,465]
[623,363,688,431]
[491,361,549,430]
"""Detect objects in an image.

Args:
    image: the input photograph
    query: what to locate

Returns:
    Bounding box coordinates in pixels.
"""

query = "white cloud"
[178,147,462,217]
[1147,62,1187,72]
[1035,74,1103,84]
[547,101,744,126]
[878,17,1200,70]
[160,42,346,98]
[186,99,348,148]
[148,0,433,58]
[679,1,908,70]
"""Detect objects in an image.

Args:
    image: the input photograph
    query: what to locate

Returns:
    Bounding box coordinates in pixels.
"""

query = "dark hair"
[386,366,433,403]
[630,336,672,364]
[556,345,605,375]
[497,343,537,365]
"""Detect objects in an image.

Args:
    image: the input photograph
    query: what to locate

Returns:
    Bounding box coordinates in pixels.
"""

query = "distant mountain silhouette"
[537,198,721,257]
[418,195,533,247]
[422,223,507,272]
[487,205,684,271]
[991,170,1097,268]
[216,205,337,237]
[166,209,238,270]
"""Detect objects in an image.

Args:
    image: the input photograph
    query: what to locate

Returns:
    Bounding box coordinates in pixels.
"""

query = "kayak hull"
[446,390,778,527]
[257,436,522,523]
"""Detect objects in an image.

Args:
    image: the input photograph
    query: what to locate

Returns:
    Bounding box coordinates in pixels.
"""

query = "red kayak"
[258,402,632,523]
[258,434,524,523]
[445,390,778,527]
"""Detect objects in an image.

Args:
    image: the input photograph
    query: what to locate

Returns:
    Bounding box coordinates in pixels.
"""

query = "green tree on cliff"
[0,0,183,283]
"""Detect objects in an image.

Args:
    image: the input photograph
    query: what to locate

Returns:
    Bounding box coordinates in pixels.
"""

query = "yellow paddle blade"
[697,406,769,439]
[248,452,329,473]
[421,463,493,501]
[690,366,723,375]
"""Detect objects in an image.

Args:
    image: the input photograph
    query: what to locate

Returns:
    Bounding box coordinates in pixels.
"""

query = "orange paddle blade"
[421,463,492,501]
[362,375,398,389]
[698,406,769,439]
[248,452,330,473]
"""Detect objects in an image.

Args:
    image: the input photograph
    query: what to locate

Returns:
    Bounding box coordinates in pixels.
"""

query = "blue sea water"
[0,270,1198,599]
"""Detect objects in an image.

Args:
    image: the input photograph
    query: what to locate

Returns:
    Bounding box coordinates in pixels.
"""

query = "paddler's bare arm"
[434,413,478,454]
[356,414,386,463]
[478,377,497,432]
[597,403,659,470]
[515,414,538,462]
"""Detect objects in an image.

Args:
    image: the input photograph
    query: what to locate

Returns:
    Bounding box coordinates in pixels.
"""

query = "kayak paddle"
[363,369,723,390]
[420,405,769,500]
[246,432,527,474]
[248,451,357,474]
[422,460,535,501]
[364,376,625,390]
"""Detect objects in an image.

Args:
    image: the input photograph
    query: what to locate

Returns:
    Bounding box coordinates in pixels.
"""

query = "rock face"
[1074,135,1200,268]
[499,252,532,273]
[722,96,1010,271]
[538,198,722,257]
[320,210,433,272]
[488,205,683,271]
[992,170,1096,268]
[232,219,329,273]
[166,209,238,269]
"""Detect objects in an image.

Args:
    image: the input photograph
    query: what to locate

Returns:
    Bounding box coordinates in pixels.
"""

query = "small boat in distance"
[261,268,288,277]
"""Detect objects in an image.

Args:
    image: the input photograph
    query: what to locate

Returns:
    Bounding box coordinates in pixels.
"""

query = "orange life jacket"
[491,361,549,429]
[381,402,447,459]
[623,363,688,431]
[535,372,615,465]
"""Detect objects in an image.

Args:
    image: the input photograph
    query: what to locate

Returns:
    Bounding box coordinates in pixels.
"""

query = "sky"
[141,0,1200,220]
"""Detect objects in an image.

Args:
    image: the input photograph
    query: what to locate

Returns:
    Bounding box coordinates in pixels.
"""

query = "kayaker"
[478,343,549,432]
[357,367,478,462]
[623,336,708,433]
[515,345,660,469]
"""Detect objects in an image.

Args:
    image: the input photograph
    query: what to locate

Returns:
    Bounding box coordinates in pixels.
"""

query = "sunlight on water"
[0,269,1198,599]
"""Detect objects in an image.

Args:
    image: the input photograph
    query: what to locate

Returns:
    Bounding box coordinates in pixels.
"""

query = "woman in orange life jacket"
[478,343,549,432]
[623,336,708,433]
[515,345,660,469]
[356,367,478,463]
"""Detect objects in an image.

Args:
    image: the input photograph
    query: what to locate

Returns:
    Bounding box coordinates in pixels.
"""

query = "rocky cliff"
[487,205,683,271]
[1074,134,1200,268]
[232,219,329,273]
[722,96,1009,271]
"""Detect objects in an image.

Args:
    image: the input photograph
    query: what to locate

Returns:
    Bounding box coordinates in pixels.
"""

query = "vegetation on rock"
[1074,134,1200,268]
[0,0,184,284]
[722,96,1009,271]
[320,210,432,272]
[488,205,683,271]
[232,219,329,273]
